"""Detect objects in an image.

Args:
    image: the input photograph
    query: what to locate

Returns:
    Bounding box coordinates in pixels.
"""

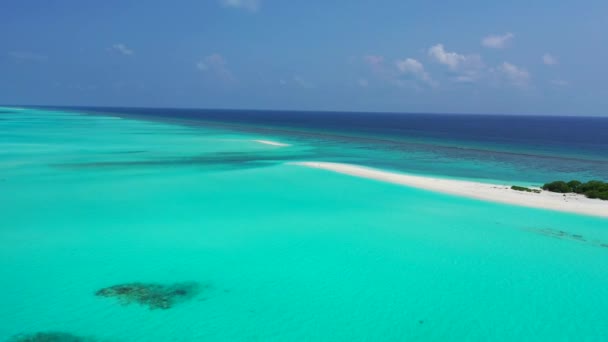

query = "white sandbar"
[254,140,291,147]
[292,162,608,218]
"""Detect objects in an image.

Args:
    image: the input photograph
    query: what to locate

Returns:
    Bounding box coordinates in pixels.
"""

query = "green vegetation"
[542,180,608,200]
[511,185,541,193]
[511,180,608,200]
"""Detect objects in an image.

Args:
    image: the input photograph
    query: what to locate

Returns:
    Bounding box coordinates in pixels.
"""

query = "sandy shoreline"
[254,139,291,147]
[291,162,608,218]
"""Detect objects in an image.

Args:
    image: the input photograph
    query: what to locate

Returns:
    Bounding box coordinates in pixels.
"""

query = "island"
[292,162,608,217]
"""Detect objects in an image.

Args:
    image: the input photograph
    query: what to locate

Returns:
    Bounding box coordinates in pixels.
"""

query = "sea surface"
[1,106,607,341]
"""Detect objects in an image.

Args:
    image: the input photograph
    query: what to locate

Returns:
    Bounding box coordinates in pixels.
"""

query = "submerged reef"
[526,227,608,249]
[52,150,313,171]
[95,281,202,310]
[6,331,96,342]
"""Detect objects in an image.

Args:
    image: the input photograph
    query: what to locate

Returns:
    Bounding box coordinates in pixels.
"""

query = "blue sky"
[1,0,607,115]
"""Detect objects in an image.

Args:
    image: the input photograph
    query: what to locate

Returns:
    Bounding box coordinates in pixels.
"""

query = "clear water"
[1,107,607,341]
[54,106,608,186]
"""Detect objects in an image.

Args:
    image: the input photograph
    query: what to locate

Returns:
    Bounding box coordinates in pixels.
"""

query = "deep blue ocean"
[50,107,608,185]
[57,107,606,155]
[31,107,608,183]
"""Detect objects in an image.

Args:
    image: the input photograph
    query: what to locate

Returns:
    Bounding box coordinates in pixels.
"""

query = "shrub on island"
[542,181,571,193]
[510,185,541,193]
[586,190,608,200]
[567,180,582,192]
[542,180,608,200]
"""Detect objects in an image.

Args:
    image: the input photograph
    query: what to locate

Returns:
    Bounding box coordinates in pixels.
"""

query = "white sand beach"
[292,162,608,218]
[254,139,291,147]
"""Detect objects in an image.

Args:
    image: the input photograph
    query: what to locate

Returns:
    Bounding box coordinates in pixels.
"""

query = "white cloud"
[220,0,259,12]
[395,58,423,74]
[363,54,436,88]
[499,62,530,87]
[543,53,558,65]
[196,53,235,82]
[8,51,47,62]
[428,44,484,82]
[395,58,436,86]
[111,43,134,56]
[428,44,467,70]
[481,33,514,49]
[428,44,533,88]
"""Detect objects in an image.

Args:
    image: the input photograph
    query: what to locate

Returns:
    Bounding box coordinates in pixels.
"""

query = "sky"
[1,0,607,115]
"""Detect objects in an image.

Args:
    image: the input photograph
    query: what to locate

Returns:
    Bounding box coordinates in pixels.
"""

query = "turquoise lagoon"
[1,107,607,341]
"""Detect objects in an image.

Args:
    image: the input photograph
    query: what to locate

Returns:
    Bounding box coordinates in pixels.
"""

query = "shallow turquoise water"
[1,108,607,341]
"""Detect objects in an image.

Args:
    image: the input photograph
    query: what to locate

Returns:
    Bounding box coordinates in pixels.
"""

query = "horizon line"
[2,103,606,119]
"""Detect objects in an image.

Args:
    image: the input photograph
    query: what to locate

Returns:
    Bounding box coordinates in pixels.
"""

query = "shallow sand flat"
[3,108,608,341]
[292,162,608,218]
[253,139,291,147]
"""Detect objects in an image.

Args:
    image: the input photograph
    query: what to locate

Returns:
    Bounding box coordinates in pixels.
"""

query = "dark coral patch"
[95,282,203,310]
[6,331,96,342]
[526,227,608,250]
[531,228,588,242]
